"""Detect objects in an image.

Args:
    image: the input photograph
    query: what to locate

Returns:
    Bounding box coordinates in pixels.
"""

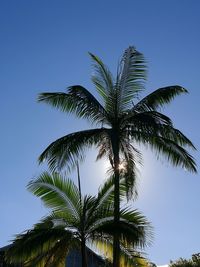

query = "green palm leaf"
[89,52,114,102]
[132,131,196,172]
[38,86,108,125]
[133,86,188,111]
[117,46,147,111]
[92,235,148,267]
[119,141,141,200]
[156,125,196,149]
[119,208,153,248]
[28,172,81,220]
[93,208,152,249]
[39,128,108,171]
[97,175,127,207]
[124,110,173,129]
[5,224,74,266]
[150,136,196,172]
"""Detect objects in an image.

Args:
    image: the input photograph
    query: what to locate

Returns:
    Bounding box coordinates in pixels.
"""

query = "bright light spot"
[118,162,126,170]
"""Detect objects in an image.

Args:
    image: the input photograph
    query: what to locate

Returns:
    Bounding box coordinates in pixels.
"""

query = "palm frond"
[119,140,142,200]
[150,136,197,172]
[96,134,113,166]
[133,132,197,173]
[43,238,70,267]
[156,125,196,149]
[127,112,196,150]
[5,225,72,266]
[89,52,120,120]
[28,172,81,220]
[124,110,173,130]
[97,175,127,208]
[97,139,140,202]
[84,177,130,236]
[24,237,69,267]
[94,208,152,249]
[38,128,108,171]
[38,91,68,110]
[92,236,148,267]
[89,52,114,101]
[38,86,109,125]
[133,86,188,112]
[119,208,153,248]
[117,46,147,111]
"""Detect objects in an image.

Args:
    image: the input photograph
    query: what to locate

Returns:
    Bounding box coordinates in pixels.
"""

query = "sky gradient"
[1,0,200,265]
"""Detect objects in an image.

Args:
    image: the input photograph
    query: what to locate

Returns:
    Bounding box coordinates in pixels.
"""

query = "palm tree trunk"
[81,236,88,267]
[76,162,82,204]
[112,133,120,267]
[113,167,120,267]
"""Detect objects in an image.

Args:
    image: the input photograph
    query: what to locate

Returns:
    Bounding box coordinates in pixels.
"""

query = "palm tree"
[6,172,152,267]
[37,46,197,266]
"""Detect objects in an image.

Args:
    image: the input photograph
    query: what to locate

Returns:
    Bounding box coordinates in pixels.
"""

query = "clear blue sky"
[1,0,200,265]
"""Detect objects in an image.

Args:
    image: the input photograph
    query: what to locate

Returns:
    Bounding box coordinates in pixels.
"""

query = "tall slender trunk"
[77,164,87,267]
[81,236,88,267]
[113,165,120,267]
[112,132,120,267]
[76,162,82,204]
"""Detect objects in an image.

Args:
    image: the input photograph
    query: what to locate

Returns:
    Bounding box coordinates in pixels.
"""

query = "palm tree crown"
[6,172,152,267]
[38,46,196,177]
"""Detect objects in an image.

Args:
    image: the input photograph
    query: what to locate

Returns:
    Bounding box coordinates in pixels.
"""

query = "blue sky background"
[1,0,200,265]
